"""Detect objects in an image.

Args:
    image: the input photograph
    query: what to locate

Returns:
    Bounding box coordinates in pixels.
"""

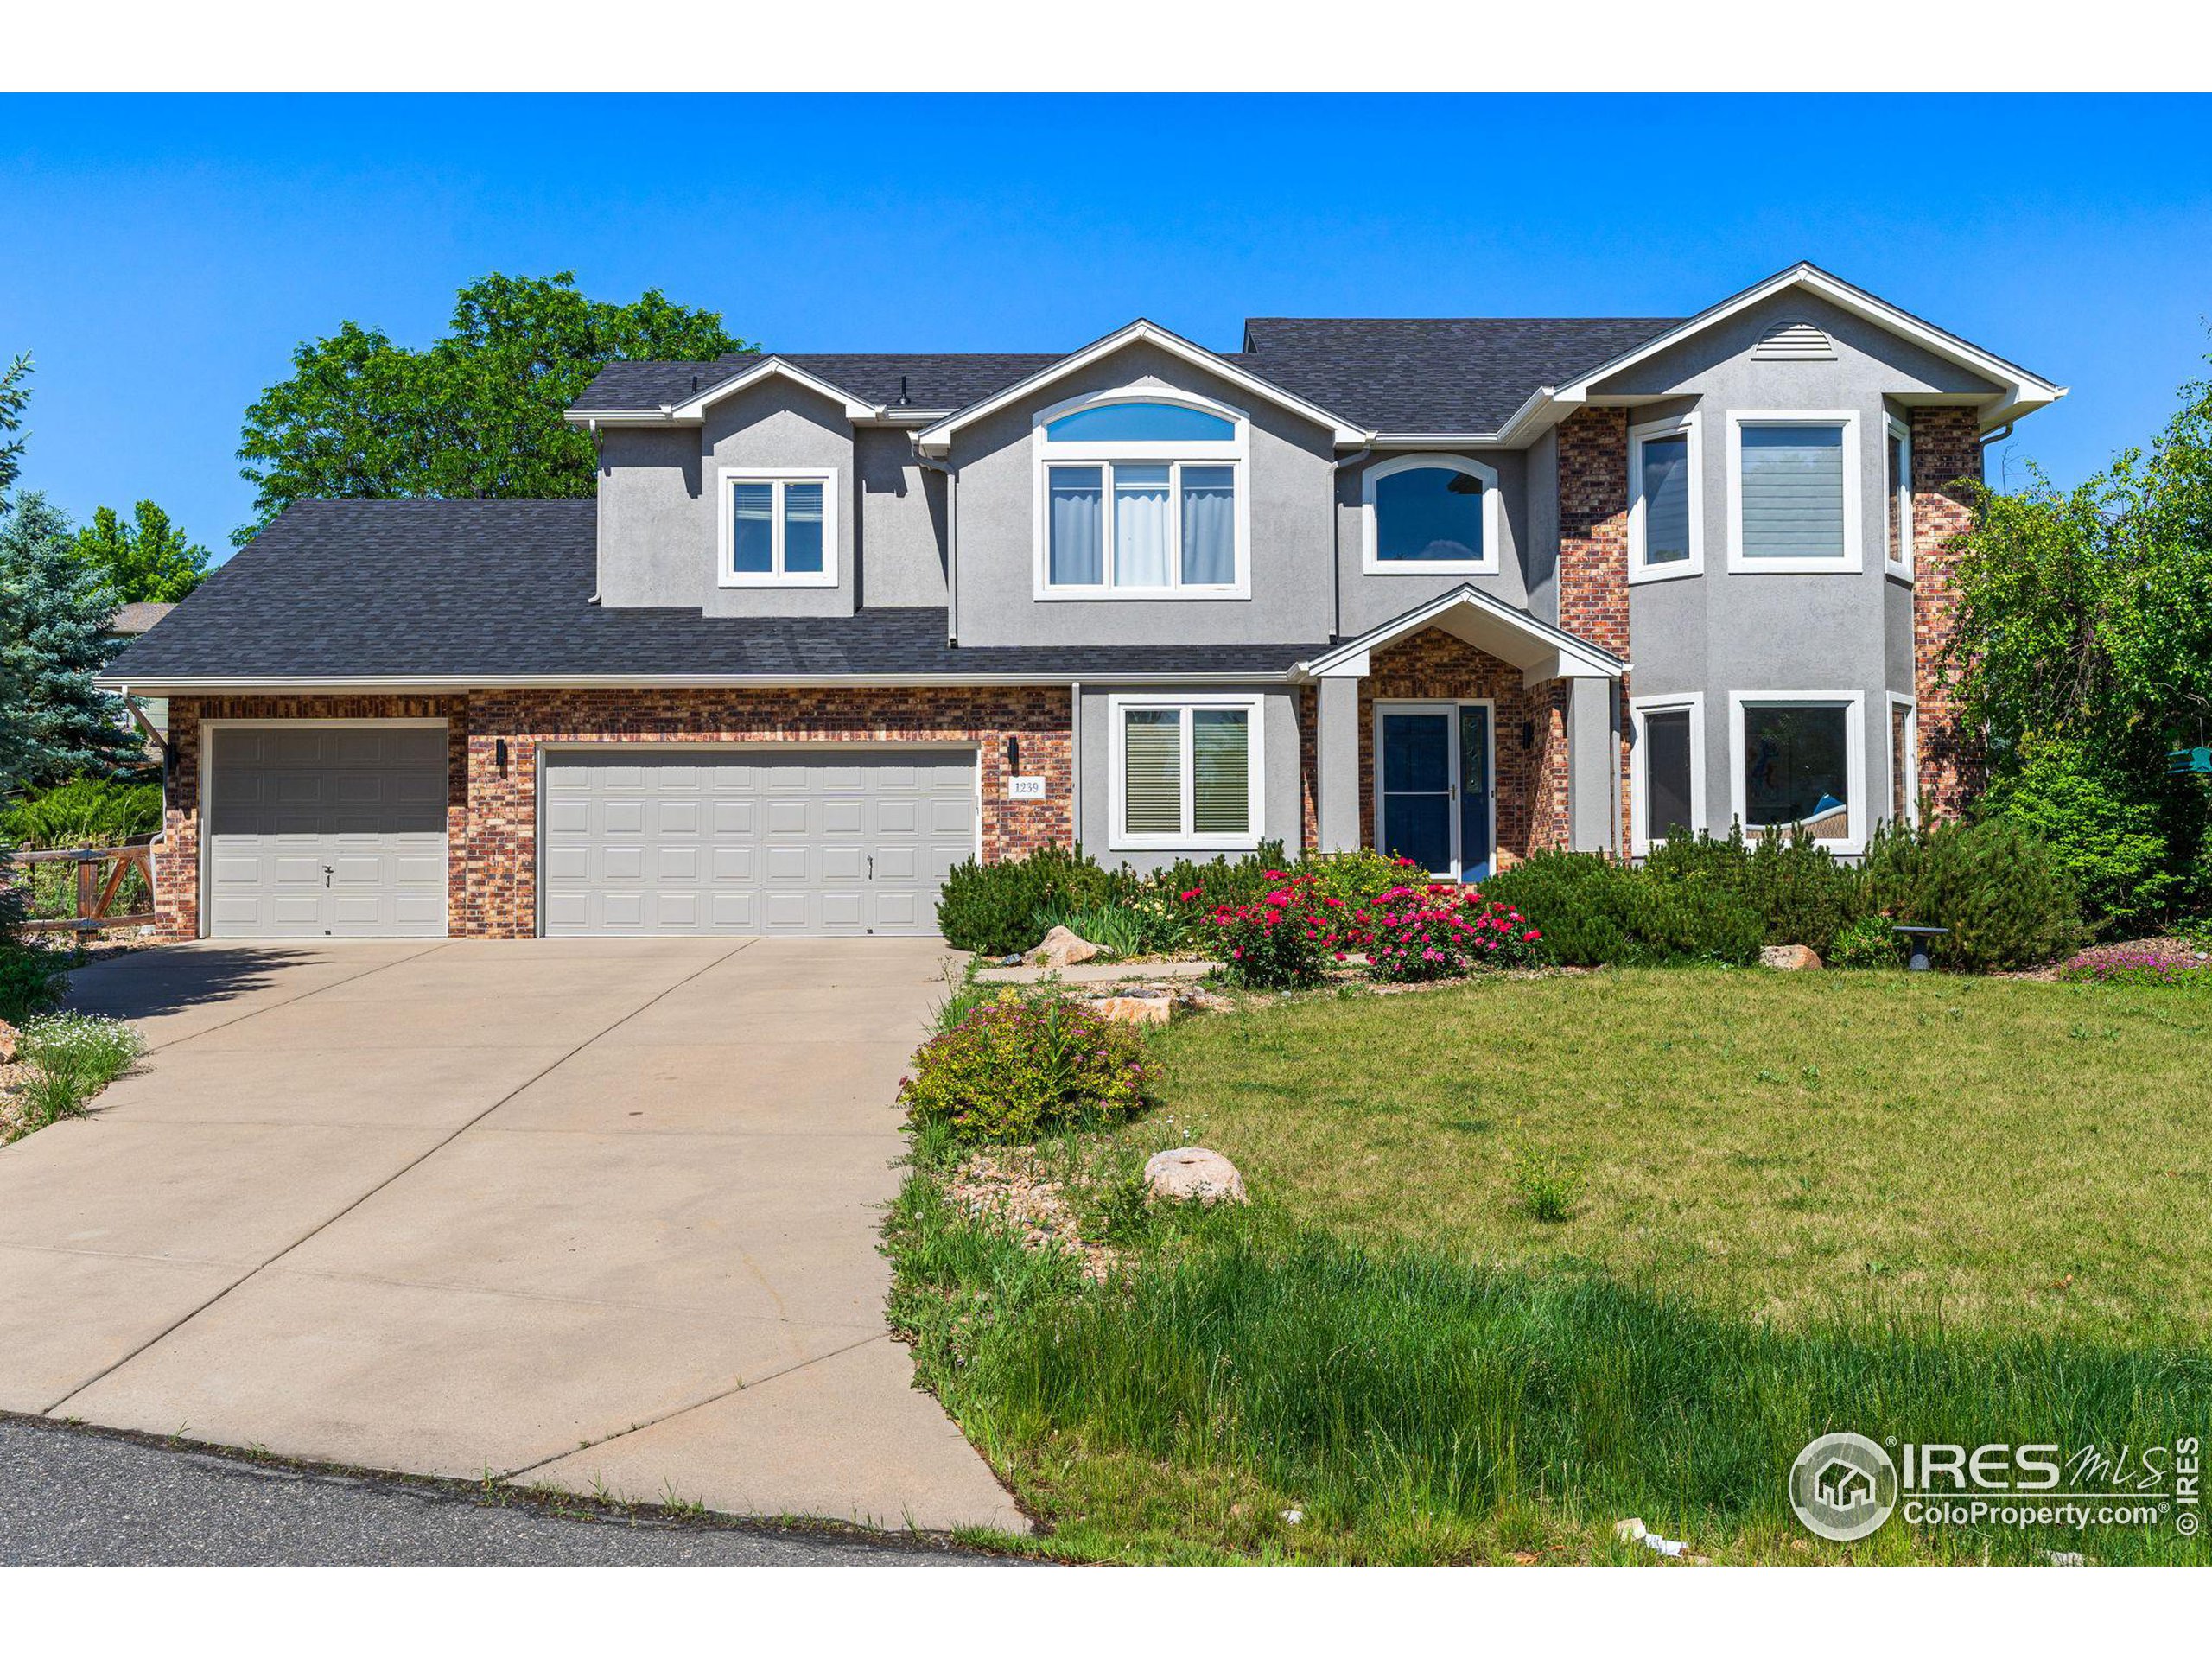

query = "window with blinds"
[1116,702,1257,845]
[1738,423,1847,561]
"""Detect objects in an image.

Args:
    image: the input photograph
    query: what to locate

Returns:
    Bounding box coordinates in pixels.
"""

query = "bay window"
[1885,414,1914,578]
[1631,694,1704,855]
[1730,692,1866,852]
[1629,415,1700,580]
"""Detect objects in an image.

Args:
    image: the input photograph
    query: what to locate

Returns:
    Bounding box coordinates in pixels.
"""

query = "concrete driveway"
[0,937,1025,1535]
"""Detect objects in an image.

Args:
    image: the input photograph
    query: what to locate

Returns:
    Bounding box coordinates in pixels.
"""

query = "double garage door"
[542,748,977,937]
[204,726,977,939]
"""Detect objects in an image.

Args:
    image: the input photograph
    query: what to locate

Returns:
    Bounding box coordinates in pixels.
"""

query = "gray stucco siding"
[1075,682,1304,875]
[1334,448,1532,638]
[594,427,702,608]
[854,428,949,608]
[945,340,1338,649]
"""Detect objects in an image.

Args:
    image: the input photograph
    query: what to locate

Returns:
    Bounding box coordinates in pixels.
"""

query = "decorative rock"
[1760,944,1823,971]
[0,1018,16,1065]
[1029,925,1100,969]
[1094,994,1172,1025]
[1144,1146,1248,1206]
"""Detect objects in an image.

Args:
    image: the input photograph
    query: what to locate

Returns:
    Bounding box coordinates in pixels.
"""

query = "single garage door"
[540,748,977,937]
[204,724,449,938]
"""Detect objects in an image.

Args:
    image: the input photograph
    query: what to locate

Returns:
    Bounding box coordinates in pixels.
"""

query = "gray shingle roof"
[572,317,1682,434]
[101,500,1324,684]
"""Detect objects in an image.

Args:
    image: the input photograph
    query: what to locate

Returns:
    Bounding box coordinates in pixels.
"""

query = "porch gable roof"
[1297,585,1628,688]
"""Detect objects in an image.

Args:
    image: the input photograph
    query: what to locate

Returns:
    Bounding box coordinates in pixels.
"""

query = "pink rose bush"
[1352,882,1544,982]
[1192,870,1344,988]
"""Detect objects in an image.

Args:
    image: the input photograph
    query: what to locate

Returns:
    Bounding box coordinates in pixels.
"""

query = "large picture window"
[1035,392,1246,597]
[1726,410,1861,573]
[1361,454,1500,575]
[1109,697,1264,849]
[719,470,837,588]
[1730,693,1866,852]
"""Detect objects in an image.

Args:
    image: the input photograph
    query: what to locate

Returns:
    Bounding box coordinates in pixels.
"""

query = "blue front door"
[1379,704,1492,882]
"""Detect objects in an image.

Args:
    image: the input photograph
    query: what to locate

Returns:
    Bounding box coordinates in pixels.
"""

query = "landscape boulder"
[1144,1146,1248,1206]
[0,1018,16,1065]
[1760,944,1823,971]
[1030,925,1100,969]
[1093,994,1172,1025]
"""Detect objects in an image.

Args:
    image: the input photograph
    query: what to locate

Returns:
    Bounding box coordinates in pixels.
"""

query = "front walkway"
[0,938,1024,1535]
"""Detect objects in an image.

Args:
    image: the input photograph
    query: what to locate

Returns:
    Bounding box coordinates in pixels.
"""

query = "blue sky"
[4,92,2208,560]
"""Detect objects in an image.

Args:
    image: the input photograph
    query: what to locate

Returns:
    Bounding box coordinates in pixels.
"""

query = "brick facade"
[1910,406,1983,819]
[1356,629,1575,861]
[1555,408,1632,849]
[156,687,1072,941]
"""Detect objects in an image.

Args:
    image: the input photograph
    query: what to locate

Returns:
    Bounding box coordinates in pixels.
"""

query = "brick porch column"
[1554,409,1631,853]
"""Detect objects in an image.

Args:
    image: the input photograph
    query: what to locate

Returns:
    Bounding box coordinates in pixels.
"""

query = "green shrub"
[1979,738,2190,932]
[1147,841,1295,915]
[1029,898,1185,961]
[1304,849,1424,913]
[1483,852,1763,967]
[1643,825,1868,952]
[936,844,1118,957]
[1826,913,1905,969]
[1859,817,2087,971]
[899,990,1156,1144]
[2,776,162,850]
[0,852,73,1024]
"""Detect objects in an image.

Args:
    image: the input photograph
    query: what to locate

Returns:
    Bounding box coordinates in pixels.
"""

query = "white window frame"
[1887,690,1920,828]
[1627,414,1703,583]
[1884,413,1915,581]
[717,467,839,588]
[1359,453,1503,577]
[1106,693,1266,851]
[1630,691,1706,857]
[1728,690,1868,855]
[1725,410,1862,575]
[1032,387,1250,601]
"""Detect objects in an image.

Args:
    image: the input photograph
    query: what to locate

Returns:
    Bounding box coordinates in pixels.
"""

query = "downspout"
[587,418,603,603]
[1069,680,1082,855]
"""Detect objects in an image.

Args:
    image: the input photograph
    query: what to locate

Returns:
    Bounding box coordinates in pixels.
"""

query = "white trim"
[198,717,454,944]
[1725,410,1862,575]
[1300,582,1627,685]
[915,319,1367,455]
[1552,263,2065,428]
[1370,698,1497,881]
[1727,690,1868,855]
[1627,413,1704,584]
[1628,692,1707,856]
[1884,413,1915,581]
[1031,386,1251,601]
[1359,453,1501,577]
[716,467,840,588]
[1886,690,1920,828]
[1105,693,1266,852]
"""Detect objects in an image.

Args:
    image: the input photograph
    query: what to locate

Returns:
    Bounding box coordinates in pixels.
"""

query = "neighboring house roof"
[105,601,177,636]
[96,500,1330,690]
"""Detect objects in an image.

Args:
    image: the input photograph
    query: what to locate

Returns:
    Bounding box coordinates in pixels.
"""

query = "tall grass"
[5,1013,144,1139]
[890,1177,2211,1563]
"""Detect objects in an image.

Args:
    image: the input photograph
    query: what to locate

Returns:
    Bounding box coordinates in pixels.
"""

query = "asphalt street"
[0,1418,987,1566]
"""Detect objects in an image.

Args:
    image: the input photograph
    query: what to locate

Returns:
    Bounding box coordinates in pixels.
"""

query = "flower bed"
[1356,883,1543,982]
[2056,938,2212,987]
[1187,871,1351,989]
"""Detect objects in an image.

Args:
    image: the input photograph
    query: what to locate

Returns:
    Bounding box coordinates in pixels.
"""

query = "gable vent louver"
[1752,320,1836,360]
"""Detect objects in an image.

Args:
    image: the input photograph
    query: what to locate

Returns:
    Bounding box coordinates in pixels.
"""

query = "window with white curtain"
[1109,696,1264,849]
[1035,393,1247,596]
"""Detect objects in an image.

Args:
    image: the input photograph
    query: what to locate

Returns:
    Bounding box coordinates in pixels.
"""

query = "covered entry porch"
[1303,587,1630,874]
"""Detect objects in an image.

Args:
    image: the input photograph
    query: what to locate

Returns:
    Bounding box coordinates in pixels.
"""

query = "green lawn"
[888,969,2212,1565]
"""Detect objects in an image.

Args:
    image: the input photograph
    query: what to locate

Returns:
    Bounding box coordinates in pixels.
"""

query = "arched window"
[1034,389,1248,597]
[1362,454,1500,575]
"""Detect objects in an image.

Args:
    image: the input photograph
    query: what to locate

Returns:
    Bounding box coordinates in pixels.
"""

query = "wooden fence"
[9,840,156,934]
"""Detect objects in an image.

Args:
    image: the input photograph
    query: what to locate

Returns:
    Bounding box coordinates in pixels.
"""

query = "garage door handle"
[867,856,874,880]
[323,865,334,887]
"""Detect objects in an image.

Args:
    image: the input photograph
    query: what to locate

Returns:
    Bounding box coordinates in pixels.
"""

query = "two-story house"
[104,263,2063,941]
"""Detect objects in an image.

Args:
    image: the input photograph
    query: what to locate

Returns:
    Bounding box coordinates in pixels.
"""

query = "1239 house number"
[1007,776,1046,800]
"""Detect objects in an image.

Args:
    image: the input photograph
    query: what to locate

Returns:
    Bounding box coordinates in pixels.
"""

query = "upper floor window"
[1885,414,1914,580]
[719,468,836,588]
[1629,414,1701,582]
[1361,454,1500,575]
[1033,391,1247,599]
[1726,410,1861,574]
